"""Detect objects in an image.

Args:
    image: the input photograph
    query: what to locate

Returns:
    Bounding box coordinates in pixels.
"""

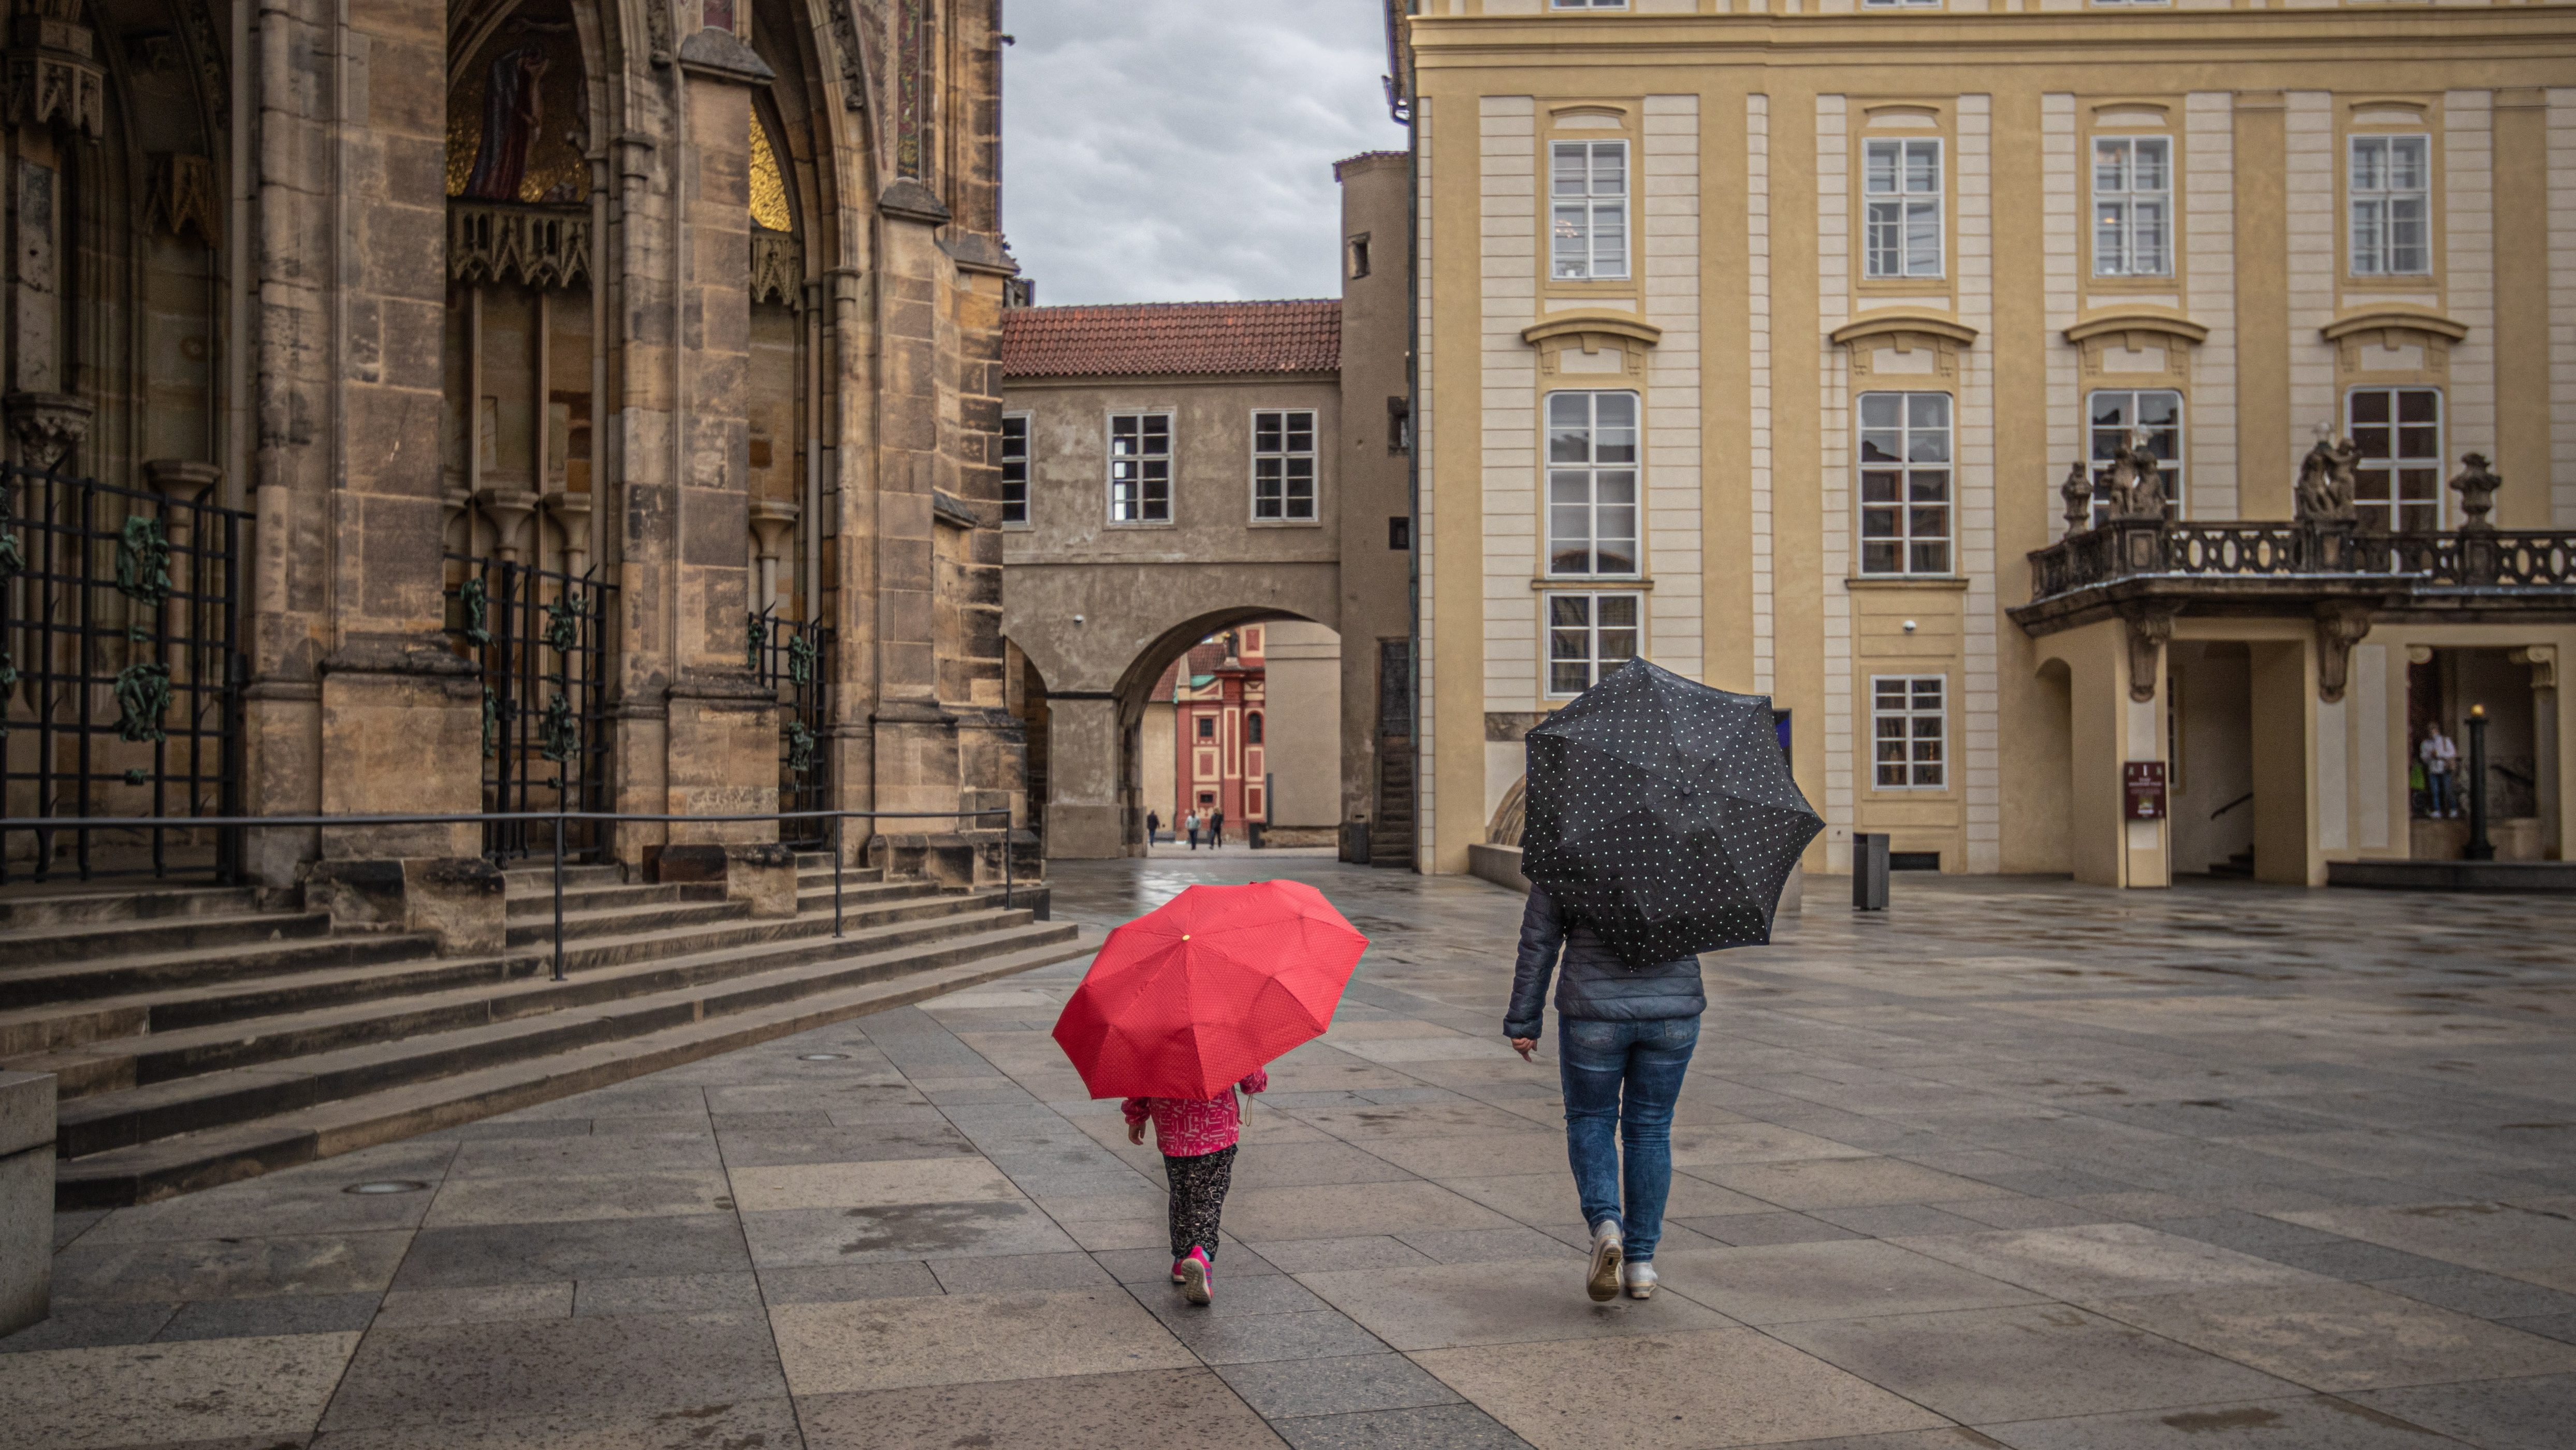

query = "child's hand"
[1127,1121,1146,1146]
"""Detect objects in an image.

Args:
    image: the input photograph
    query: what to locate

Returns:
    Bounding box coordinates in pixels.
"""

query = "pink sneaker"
[1170,1258,1188,1284]
[1179,1247,1212,1306]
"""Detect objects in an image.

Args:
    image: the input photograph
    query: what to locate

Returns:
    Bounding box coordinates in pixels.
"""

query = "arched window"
[1246,712,1264,745]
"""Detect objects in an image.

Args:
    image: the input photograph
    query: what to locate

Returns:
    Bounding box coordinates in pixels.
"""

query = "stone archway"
[1006,564,1341,858]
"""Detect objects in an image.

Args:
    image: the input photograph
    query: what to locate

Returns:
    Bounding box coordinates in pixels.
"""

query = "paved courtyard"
[8,860,2576,1449]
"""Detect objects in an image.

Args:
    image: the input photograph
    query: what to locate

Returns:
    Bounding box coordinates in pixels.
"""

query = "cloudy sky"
[1001,0,1408,306]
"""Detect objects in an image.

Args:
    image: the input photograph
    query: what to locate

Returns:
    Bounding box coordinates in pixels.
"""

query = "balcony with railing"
[2012,445,2576,637]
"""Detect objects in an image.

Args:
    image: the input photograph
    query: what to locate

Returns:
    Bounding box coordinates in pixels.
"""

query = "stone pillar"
[646,23,781,876]
[749,498,800,611]
[1043,695,1124,859]
[2249,639,2319,886]
[0,1070,54,1338]
[2,0,103,471]
[542,487,593,578]
[2514,646,2563,861]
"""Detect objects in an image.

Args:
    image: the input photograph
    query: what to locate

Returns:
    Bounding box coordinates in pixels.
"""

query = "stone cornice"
[2066,306,2210,349]
[1520,312,1662,351]
[2321,304,2471,345]
[1830,309,1979,350]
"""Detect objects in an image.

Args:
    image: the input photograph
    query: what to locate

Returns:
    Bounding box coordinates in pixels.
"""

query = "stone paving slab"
[9,860,2576,1447]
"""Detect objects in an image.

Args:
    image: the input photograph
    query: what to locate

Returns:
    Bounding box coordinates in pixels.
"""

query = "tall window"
[1108,412,1170,523]
[1864,138,1943,279]
[1000,413,1029,526]
[2086,390,2184,523]
[2092,136,2171,277]
[1197,716,1215,740]
[1547,593,1640,697]
[1246,712,1263,745]
[1550,142,1628,281]
[1858,392,1952,575]
[1546,392,1639,576]
[2348,387,2442,532]
[1872,676,1947,790]
[1252,410,1317,521]
[2350,135,2431,276]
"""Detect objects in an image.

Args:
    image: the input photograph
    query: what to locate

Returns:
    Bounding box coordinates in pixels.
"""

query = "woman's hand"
[1509,1037,1538,1061]
[1127,1121,1147,1146]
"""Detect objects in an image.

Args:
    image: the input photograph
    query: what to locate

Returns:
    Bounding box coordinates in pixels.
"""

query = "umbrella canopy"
[1053,880,1369,1101]
[1522,658,1823,967]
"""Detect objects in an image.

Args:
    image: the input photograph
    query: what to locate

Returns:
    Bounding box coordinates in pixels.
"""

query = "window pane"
[2390,135,2426,189]
[1552,143,1587,196]
[2094,139,2127,192]
[2132,137,2169,190]
[2351,390,2391,424]
[1908,394,1949,430]
[1865,140,1897,194]
[2397,389,2437,425]
[1550,595,1591,629]
[1859,393,1901,429]
[2352,136,2385,190]
[1905,140,1940,190]
[1598,594,1638,628]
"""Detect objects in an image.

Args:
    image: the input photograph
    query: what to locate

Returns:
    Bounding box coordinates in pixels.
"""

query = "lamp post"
[2465,704,2494,862]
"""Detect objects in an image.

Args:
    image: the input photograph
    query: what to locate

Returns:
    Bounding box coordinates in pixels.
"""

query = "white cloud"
[1001,0,1407,306]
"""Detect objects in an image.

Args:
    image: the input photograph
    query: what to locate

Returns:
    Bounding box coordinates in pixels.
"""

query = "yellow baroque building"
[1395,0,2576,887]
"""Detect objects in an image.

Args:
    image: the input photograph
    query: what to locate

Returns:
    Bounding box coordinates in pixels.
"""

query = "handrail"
[2209,792,2254,821]
[2,807,1019,983]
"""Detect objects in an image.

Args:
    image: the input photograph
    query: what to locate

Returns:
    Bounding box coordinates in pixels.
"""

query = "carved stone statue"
[2098,431,2168,521]
[2060,460,2093,533]
[2450,453,2501,532]
[2295,433,2360,525]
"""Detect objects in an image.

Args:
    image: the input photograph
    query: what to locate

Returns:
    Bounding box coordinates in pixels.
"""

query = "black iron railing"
[445,554,617,864]
[751,608,834,850]
[0,807,1023,983]
[1,463,247,885]
[2029,518,2576,602]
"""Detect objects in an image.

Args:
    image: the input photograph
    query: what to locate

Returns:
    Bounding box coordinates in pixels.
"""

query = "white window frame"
[1863,138,1944,280]
[2349,134,2432,277]
[1250,409,1318,523]
[1544,390,1641,577]
[2085,389,2185,524]
[1549,0,1628,9]
[2347,386,2444,532]
[1856,391,1954,577]
[1107,411,1171,524]
[1871,675,1948,791]
[999,412,1029,527]
[1550,141,1629,282]
[1545,591,1642,699]
[2091,135,2173,278]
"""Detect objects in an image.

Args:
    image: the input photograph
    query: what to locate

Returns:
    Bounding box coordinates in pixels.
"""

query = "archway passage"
[1011,605,1343,859]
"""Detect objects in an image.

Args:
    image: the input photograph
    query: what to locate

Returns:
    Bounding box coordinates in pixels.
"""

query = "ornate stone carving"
[824,0,867,111]
[2449,452,2501,533]
[2098,431,2169,522]
[2295,432,2360,525]
[180,0,226,126]
[2,49,105,139]
[2120,605,2176,703]
[644,0,675,67]
[144,152,220,244]
[895,0,932,178]
[2509,644,2557,691]
[2315,601,2374,704]
[749,230,802,307]
[2060,460,2093,534]
[4,390,91,472]
[448,202,591,290]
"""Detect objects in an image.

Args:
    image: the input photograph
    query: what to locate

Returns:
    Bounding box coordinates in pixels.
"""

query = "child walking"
[1124,1067,1269,1306]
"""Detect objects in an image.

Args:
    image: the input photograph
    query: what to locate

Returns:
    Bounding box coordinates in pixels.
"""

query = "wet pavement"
[8,858,2576,1448]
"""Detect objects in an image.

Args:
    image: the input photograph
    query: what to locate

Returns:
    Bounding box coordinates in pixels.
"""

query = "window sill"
[1104,519,1176,530]
[1846,575,1970,590]
[1532,576,1652,590]
[1247,518,1326,529]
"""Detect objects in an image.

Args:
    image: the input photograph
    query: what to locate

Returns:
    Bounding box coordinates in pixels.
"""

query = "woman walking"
[1505,883,1702,1303]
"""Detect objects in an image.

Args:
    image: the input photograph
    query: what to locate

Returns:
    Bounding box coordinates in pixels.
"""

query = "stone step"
[499,863,627,891]
[0,887,1001,1064]
[52,919,1093,1206]
[498,879,939,948]
[27,897,1045,1111]
[0,930,445,1015]
[0,884,268,932]
[502,880,729,919]
[0,909,336,968]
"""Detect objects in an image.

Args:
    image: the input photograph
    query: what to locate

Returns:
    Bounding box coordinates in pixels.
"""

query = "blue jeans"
[1559,1014,1700,1262]
[2428,772,2456,818]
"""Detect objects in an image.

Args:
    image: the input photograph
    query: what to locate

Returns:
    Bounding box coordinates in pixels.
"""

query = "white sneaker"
[1586,1220,1623,1303]
[1622,1259,1658,1299]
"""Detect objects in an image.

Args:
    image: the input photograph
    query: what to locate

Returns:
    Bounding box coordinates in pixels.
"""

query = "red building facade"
[1157,628,1271,832]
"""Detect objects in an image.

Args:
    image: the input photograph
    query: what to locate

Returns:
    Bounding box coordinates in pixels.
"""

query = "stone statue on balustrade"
[2449,453,2501,533]
[2295,431,2361,526]
[2097,432,2169,523]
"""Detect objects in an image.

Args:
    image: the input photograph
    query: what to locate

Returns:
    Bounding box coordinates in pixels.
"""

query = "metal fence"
[445,554,618,864]
[0,462,247,885]
[751,607,834,850]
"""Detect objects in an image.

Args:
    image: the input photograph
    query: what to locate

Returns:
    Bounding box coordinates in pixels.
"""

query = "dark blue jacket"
[1504,887,1705,1040]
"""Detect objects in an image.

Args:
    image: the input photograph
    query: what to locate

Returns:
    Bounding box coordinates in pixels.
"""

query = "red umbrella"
[1053,880,1370,1100]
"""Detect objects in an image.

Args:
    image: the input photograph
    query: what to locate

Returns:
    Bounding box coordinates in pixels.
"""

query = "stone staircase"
[1371,742,1416,868]
[0,856,1087,1208]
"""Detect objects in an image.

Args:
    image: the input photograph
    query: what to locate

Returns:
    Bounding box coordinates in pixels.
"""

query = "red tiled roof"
[1003,300,1341,380]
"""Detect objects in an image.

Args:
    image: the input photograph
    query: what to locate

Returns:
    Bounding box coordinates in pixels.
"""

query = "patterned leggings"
[1164,1145,1237,1262]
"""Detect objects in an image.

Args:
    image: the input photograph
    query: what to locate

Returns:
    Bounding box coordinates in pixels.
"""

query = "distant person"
[1210,808,1225,847]
[1184,810,1201,850]
[2421,726,2459,819]
[1146,809,1162,846]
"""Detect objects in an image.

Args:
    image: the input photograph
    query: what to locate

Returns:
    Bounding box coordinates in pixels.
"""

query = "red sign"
[2124,762,2168,821]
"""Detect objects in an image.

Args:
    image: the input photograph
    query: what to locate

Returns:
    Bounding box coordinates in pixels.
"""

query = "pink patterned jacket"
[1122,1068,1270,1158]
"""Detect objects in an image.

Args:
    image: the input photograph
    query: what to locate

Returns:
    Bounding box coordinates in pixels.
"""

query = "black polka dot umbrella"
[1522,658,1824,967]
